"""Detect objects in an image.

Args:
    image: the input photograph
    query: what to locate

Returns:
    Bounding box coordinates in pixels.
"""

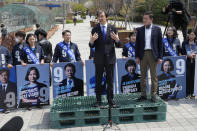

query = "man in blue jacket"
[52,30,82,64]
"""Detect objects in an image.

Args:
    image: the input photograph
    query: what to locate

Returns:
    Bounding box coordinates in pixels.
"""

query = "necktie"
[2,85,6,93]
[102,26,106,41]
[68,80,72,85]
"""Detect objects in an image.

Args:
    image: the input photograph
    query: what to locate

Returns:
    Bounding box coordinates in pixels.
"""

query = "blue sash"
[163,38,178,56]
[23,47,40,64]
[58,42,76,62]
[125,42,135,57]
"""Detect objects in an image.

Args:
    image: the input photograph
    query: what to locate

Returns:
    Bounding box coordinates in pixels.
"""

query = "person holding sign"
[0,69,17,114]
[122,32,136,58]
[89,10,121,107]
[0,42,13,68]
[163,26,181,57]
[52,30,82,65]
[21,34,45,66]
[121,59,141,94]
[182,30,197,98]
[12,31,26,66]
[135,11,163,102]
[58,63,84,97]
[20,67,47,109]
[157,59,180,100]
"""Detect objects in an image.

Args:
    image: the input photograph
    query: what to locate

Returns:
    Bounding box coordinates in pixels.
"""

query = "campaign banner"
[52,62,84,98]
[0,67,17,112]
[17,64,50,107]
[157,56,186,99]
[117,58,143,94]
[85,60,117,96]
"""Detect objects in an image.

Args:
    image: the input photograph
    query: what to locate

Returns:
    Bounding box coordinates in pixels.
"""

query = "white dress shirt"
[2,83,8,91]
[144,24,152,50]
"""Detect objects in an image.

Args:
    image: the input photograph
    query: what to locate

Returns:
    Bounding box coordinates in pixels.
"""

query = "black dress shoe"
[151,97,157,103]
[26,106,32,111]
[94,101,102,107]
[109,101,120,108]
[137,96,147,102]
[3,109,10,114]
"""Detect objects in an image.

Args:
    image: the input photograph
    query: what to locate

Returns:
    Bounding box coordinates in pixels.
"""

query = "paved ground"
[2,16,197,131]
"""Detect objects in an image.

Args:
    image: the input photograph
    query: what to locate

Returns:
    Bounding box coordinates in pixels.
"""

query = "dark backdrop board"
[52,62,84,98]
[85,60,117,96]
[157,56,186,99]
[17,64,50,107]
[117,58,143,94]
[0,67,17,112]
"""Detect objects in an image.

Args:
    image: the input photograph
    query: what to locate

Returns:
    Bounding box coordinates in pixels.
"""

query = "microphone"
[0,116,23,131]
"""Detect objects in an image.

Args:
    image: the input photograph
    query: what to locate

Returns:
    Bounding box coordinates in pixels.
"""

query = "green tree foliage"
[72,3,86,13]
[134,0,168,24]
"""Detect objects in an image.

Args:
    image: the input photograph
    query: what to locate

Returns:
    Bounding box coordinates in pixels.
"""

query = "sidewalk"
[1,16,197,131]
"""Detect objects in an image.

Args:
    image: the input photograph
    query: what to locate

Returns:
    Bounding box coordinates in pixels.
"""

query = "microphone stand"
[103,105,120,131]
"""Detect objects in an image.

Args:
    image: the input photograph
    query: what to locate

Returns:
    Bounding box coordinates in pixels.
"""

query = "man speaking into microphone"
[89,10,121,108]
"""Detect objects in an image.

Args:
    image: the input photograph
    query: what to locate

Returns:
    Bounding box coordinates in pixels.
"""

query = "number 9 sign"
[4,92,16,108]
[176,59,185,75]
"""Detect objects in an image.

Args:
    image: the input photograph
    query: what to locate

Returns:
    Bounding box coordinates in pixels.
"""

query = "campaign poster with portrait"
[0,67,17,112]
[117,58,144,94]
[85,60,117,96]
[157,56,186,99]
[52,62,84,98]
[16,64,50,107]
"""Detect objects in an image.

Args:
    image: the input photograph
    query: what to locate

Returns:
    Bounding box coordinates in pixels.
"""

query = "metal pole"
[63,2,65,29]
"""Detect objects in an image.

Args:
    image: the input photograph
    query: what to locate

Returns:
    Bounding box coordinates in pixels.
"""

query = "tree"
[72,3,86,14]
[134,0,168,24]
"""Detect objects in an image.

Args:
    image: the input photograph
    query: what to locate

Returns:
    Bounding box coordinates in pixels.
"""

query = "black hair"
[62,30,71,36]
[25,67,40,81]
[129,32,136,38]
[36,24,40,28]
[0,69,9,78]
[15,31,26,40]
[97,10,108,18]
[125,59,136,71]
[38,29,47,38]
[144,11,153,19]
[0,24,5,28]
[166,26,178,38]
[25,33,35,45]
[64,63,76,74]
[186,29,196,41]
[161,59,174,71]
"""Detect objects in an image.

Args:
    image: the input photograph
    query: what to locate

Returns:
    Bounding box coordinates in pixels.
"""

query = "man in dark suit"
[0,69,17,113]
[58,63,84,97]
[89,10,121,107]
[135,11,163,102]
